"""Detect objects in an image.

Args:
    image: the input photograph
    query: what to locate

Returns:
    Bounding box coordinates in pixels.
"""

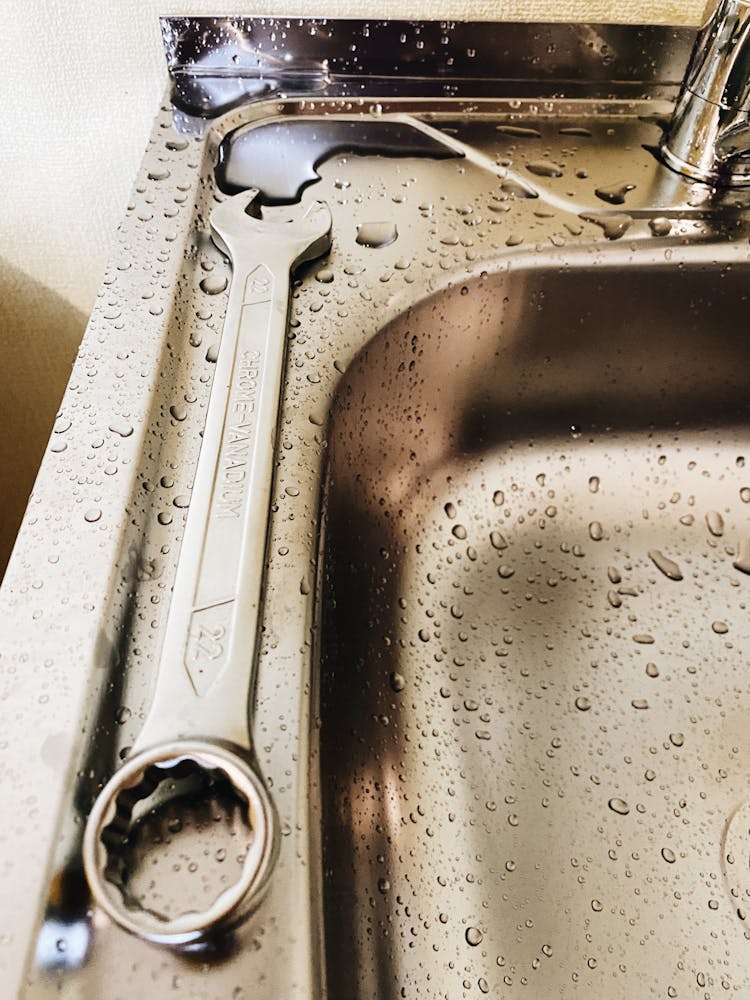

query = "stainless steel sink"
[4,15,750,1000]
[319,258,750,997]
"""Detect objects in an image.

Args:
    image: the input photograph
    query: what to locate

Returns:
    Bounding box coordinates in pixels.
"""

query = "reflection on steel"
[161,16,694,116]
[3,14,750,1000]
[663,0,750,184]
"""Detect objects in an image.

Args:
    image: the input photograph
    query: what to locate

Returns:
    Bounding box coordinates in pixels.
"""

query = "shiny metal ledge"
[3,15,750,1000]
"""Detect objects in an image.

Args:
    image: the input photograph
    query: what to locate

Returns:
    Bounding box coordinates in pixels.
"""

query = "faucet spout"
[662,0,750,186]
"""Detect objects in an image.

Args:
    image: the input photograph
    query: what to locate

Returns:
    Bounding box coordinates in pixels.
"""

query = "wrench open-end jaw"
[83,189,332,947]
[210,188,333,272]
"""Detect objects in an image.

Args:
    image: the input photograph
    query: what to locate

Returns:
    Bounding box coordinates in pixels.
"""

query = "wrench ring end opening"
[83,741,277,946]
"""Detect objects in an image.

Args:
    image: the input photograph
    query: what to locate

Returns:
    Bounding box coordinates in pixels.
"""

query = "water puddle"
[580,211,633,240]
[216,118,462,203]
[594,181,636,205]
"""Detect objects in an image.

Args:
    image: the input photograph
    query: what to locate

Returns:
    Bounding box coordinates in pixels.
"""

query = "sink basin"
[319,260,750,996]
[5,15,750,1000]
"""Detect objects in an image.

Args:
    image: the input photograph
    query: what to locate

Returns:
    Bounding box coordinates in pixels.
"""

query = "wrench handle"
[83,195,331,946]
[136,252,290,752]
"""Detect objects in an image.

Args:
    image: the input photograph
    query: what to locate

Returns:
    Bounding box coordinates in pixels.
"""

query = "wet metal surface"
[320,261,750,998]
[2,16,750,1000]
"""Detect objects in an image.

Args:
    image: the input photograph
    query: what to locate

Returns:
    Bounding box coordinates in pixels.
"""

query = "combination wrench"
[83,190,332,945]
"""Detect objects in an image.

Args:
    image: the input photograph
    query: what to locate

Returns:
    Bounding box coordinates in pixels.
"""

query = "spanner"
[83,190,332,945]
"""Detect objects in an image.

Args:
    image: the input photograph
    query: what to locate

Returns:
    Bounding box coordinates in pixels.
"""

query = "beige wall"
[0,1,704,575]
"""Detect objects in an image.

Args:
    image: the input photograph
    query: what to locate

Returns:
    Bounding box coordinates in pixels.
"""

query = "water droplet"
[115,705,131,725]
[490,530,507,550]
[501,177,538,199]
[733,538,750,574]
[575,696,592,711]
[377,877,390,893]
[560,126,592,137]
[594,181,636,205]
[712,620,729,634]
[588,475,600,493]
[526,159,564,177]
[648,549,683,581]
[741,487,750,503]
[493,490,505,506]
[608,797,630,815]
[356,221,398,248]
[465,926,483,946]
[199,274,228,295]
[705,510,724,537]
[452,524,467,540]
[631,698,649,710]
[662,847,676,863]
[649,217,672,236]
[591,898,603,912]
[669,732,685,747]
[170,404,187,422]
[108,417,134,438]
[316,268,335,283]
[589,521,603,541]
[496,124,541,138]
[498,565,515,579]
[580,212,633,240]
[646,662,659,678]
[84,508,102,523]
[390,672,405,692]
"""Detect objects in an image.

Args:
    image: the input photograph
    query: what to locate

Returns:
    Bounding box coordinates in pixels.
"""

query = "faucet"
[662,0,750,186]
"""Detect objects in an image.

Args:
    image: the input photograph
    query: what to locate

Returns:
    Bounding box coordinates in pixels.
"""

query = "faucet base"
[661,0,750,188]
[660,133,750,188]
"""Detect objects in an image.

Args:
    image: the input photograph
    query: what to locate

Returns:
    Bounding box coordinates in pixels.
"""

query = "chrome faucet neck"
[662,0,750,186]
